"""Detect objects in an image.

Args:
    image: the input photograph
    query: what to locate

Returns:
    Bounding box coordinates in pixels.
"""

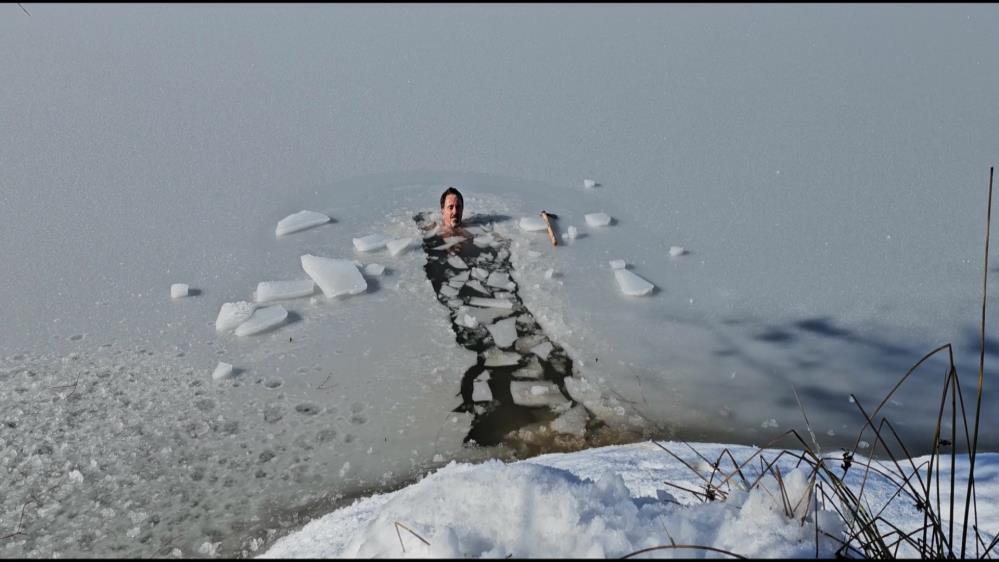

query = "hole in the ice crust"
[264,379,283,389]
[415,211,587,448]
[295,403,320,416]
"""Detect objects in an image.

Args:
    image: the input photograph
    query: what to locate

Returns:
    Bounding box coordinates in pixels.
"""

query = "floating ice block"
[234,305,288,336]
[468,297,513,309]
[584,212,612,227]
[353,233,392,252]
[614,269,654,296]
[216,301,257,332]
[486,317,518,349]
[301,254,367,298]
[170,283,189,299]
[386,237,414,256]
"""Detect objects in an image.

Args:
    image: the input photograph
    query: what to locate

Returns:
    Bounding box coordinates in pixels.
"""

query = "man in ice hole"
[439,186,464,235]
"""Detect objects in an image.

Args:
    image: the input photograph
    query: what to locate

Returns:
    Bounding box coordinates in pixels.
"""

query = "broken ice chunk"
[275,210,330,237]
[551,405,588,436]
[544,269,555,280]
[469,297,513,309]
[447,256,469,270]
[448,278,466,289]
[439,285,459,299]
[486,271,512,289]
[451,271,470,283]
[465,280,490,295]
[583,179,598,189]
[457,311,479,329]
[387,237,414,256]
[234,305,288,336]
[564,226,578,241]
[212,362,233,380]
[614,269,654,296]
[364,263,386,277]
[609,259,627,270]
[460,304,513,326]
[472,379,493,402]
[513,355,544,379]
[669,246,687,257]
[486,317,518,349]
[510,381,570,408]
[216,301,257,332]
[484,349,522,367]
[301,254,367,298]
[473,234,496,247]
[353,233,392,252]
[471,267,488,280]
[584,212,612,227]
[529,341,554,361]
[519,216,547,232]
[170,283,189,299]
[527,250,542,259]
[255,280,315,303]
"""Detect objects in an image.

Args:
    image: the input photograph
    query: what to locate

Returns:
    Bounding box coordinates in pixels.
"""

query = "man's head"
[440,186,464,229]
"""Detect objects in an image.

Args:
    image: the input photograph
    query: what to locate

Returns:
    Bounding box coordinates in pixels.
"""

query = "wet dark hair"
[440,186,463,209]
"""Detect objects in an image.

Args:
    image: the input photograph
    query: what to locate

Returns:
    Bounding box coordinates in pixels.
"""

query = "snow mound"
[519,216,547,232]
[614,269,654,297]
[170,283,189,299]
[584,212,612,227]
[234,305,288,336]
[275,210,330,237]
[353,233,392,252]
[301,254,367,298]
[215,301,257,332]
[255,280,315,303]
[386,237,415,256]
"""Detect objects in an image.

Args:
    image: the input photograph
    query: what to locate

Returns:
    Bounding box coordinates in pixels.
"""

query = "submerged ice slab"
[234,305,288,336]
[519,216,547,232]
[584,212,612,227]
[486,317,518,349]
[301,254,367,298]
[216,301,257,332]
[170,283,189,299]
[614,269,654,297]
[275,210,331,237]
[255,280,315,303]
[353,233,392,252]
[387,237,415,256]
[510,380,570,408]
[484,349,522,367]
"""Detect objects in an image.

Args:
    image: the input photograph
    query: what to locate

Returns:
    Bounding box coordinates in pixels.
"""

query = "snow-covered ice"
[255,280,315,303]
[215,301,257,332]
[352,233,392,252]
[275,210,331,237]
[234,305,288,336]
[613,268,655,296]
[170,283,189,299]
[583,212,612,227]
[301,254,367,298]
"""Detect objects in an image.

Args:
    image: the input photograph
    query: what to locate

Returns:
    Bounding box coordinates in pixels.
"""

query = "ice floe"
[486,317,518,349]
[352,233,392,252]
[613,269,655,297]
[255,280,315,303]
[519,216,547,232]
[386,237,414,256]
[215,301,257,332]
[275,210,331,237]
[551,404,588,436]
[170,283,189,299]
[234,305,288,336]
[472,376,493,402]
[584,212,612,227]
[471,267,488,280]
[439,285,460,299]
[483,349,522,367]
[486,271,514,290]
[301,254,368,298]
[529,341,554,361]
[465,280,490,295]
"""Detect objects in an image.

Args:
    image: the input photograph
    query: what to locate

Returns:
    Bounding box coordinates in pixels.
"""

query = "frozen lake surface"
[2,4,999,557]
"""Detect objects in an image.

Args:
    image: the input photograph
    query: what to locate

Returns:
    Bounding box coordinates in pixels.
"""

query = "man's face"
[442,194,463,228]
